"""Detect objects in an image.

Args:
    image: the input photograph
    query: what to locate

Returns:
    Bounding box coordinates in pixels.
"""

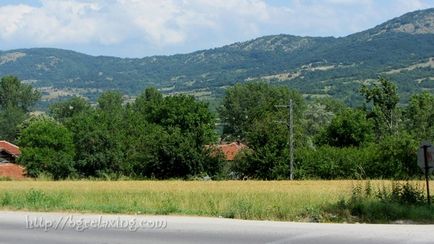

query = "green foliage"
[0,76,40,112]
[231,115,290,179]
[67,110,124,177]
[134,128,206,179]
[49,96,91,123]
[4,72,432,181]
[222,82,305,179]
[223,80,426,180]
[136,90,217,145]
[313,97,347,114]
[318,109,374,147]
[404,92,434,141]
[3,9,434,109]
[376,182,426,205]
[123,88,219,179]
[219,82,305,140]
[329,181,432,223]
[303,102,335,140]
[366,133,420,179]
[0,76,40,141]
[46,87,219,179]
[97,90,124,113]
[295,146,376,179]
[296,133,420,180]
[17,117,75,179]
[360,77,400,138]
[0,105,26,142]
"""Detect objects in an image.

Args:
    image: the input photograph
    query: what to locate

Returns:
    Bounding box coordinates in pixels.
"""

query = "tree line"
[220,78,432,179]
[0,75,433,180]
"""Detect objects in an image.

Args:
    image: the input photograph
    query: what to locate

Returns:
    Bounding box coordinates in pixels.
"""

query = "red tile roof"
[0,140,21,157]
[0,163,25,179]
[215,142,247,161]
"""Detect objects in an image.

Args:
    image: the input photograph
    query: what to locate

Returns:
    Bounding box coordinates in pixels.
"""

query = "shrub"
[327,181,432,223]
[295,145,377,179]
[365,133,420,179]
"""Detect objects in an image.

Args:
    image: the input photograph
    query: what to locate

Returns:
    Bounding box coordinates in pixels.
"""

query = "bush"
[295,145,377,179]
[365,133,420,179]
[231,146,290,180]
[125,126,222,179]
[377,181,426,205]
[296,133,421,180]
[317,108,374,147]
[327,181,432,223]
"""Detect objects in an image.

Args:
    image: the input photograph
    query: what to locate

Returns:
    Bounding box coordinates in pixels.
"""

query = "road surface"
[0,211,433,244]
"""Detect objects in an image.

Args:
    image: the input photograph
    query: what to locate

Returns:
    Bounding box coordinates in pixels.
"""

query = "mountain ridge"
[1,8,434,108]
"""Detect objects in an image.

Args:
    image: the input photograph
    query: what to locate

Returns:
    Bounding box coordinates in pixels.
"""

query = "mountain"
[1,8,434,108]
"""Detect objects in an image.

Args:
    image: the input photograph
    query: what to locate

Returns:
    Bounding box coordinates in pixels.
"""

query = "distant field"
[0,180,432,222]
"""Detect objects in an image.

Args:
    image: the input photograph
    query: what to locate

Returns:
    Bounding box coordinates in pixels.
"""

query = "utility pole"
[418,142,433,206]
[275,99,294,180]
[423,144,431,206]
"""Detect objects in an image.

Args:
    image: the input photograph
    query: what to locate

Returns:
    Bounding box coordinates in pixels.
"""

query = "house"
[0,140,21,163]
[210,141,247,161]
[0,140,25,179]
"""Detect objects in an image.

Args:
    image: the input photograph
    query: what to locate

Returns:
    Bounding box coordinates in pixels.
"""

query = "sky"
[0,0,434,57]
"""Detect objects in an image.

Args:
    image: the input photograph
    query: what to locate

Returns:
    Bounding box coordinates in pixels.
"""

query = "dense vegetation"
[221,80,427,180]
[1,8,434,108]
[16,85,224,179]
[0,75,432,180]
[0,76,41,141]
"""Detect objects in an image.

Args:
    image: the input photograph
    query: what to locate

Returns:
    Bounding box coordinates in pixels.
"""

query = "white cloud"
[0,0,279,49]
[392,0,429,13]
[0,4,33,38]
[0,0,432,57]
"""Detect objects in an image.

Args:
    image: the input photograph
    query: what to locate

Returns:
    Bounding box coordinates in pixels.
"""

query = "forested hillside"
[1,8,434,108]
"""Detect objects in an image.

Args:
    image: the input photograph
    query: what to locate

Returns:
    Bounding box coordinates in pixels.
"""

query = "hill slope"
[1,8,434,107]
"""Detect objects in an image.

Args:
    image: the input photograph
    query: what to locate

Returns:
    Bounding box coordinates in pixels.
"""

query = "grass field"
[0,180,433,223]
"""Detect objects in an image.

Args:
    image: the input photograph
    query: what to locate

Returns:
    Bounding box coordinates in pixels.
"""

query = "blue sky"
[0,0,433,57]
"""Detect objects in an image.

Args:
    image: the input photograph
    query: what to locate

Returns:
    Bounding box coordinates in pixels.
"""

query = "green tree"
[220,82,306,179]
[97,91,124,113]
[55,92,127,178]
[219,81,305,141]
[296,145,376,179]
[0,76,40,141]
[66,111,101,177]
[132,87,163,119]
[134,88,217,145]
[314,97,347,114]
[66,107,125,178]
[129,88,219,178]
[304,103,335,141]
[318,109,374,147]
[366,133,419,179]
[141,128,206,179]
[17,117,75,179]
[49,97,91,123]
[404,92,434,141]
[0,106,26,142]
[360,77,400,138]
[232,114,290,179]
[51,88,219,179]
[0,76,40,112]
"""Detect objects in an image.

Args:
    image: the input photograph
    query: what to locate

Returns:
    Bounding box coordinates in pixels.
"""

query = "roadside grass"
[0,180,433,223]
[326,181,434,223]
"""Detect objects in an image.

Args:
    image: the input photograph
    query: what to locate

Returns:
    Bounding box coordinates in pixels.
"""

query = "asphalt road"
[0,211,433,244]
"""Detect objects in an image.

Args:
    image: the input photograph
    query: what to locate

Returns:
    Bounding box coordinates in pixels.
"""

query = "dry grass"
[0,180,432,222]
